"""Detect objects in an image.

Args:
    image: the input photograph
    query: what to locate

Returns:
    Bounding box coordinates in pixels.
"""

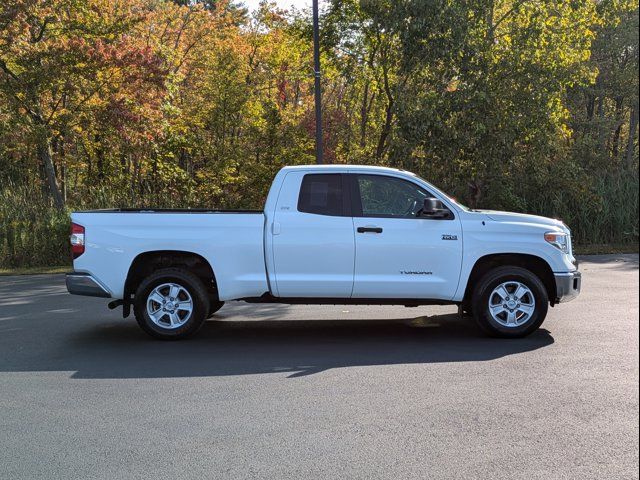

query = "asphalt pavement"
[0,255,638,480]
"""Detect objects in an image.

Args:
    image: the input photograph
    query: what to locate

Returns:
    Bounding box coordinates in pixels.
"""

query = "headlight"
[545,232,570,253]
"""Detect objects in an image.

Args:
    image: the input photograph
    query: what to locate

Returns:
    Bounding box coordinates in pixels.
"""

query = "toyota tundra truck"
[66,165,581,339]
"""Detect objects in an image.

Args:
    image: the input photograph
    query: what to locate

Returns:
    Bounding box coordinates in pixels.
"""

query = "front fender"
[454,218,575,301]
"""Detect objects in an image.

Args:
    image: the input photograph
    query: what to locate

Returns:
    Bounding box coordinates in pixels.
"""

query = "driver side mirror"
[419,198,450,219]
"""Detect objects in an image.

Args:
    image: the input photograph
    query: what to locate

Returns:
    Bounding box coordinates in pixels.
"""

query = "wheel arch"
[124,250,218,304]
[462,253,557,308]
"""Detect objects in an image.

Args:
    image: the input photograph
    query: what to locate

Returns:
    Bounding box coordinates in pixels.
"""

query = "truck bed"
[71,210,269,300]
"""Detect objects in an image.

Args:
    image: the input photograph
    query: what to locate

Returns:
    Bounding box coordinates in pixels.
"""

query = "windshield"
[410,173,472,211]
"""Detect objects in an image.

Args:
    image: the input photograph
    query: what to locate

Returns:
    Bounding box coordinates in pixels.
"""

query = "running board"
[240,293,457,308]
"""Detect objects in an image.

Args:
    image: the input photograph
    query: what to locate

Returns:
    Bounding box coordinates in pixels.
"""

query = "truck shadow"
[47,314,554,379]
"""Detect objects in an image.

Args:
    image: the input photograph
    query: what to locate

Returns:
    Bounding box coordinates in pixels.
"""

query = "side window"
[298,174,345,216]
[354,174,431,218]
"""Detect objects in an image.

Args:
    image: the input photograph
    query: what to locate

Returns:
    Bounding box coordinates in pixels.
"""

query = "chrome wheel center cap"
[507,300,517,309]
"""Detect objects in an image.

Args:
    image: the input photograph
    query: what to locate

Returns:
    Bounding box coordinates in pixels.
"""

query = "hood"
[478,210,567,231]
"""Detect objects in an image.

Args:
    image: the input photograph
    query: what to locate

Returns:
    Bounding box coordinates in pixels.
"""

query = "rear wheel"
[134,268,210,340]
[472,266,548,338]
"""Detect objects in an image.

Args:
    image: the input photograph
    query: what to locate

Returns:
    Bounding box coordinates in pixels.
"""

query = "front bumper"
[554,271,582,303]
[66,272,111,298]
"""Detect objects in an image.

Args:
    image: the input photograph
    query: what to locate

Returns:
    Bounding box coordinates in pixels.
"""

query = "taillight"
[70,223,85,259]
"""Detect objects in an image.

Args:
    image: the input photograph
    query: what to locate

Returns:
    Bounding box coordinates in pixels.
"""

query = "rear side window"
[298,174,345,216]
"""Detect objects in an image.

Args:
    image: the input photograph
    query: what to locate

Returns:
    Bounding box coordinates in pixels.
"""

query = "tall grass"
[1,172,638,269]
[0,183,70,268]
[530,172,639,246]
[570,173,639,245]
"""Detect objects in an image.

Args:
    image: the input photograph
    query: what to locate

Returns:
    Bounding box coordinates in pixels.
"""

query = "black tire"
[207,301,225,319]
[134,268,210,340]
[472,266,549,338]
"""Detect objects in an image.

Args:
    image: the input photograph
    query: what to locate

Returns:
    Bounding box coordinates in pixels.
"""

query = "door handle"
[357,227,383,234]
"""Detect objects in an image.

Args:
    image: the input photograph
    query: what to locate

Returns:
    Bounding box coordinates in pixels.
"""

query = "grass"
[0,183,70,269]
[574,243,639,255]
[0,265,70,276]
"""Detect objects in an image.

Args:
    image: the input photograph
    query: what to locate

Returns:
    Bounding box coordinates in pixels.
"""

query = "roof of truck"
[282,165,411,174]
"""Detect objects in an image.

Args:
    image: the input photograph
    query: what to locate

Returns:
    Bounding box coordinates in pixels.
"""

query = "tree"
[0,0,167,208]
[383,0,599,208]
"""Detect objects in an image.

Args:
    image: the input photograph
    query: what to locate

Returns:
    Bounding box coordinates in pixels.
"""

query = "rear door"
[271,172,355,298]
[350,173,463,300]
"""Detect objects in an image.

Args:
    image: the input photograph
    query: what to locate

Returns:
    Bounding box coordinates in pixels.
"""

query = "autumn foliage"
[0,0,638,267]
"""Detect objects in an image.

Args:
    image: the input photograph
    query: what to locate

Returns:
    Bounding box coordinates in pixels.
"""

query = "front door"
[271,172,355,298]
[350,174,463,300]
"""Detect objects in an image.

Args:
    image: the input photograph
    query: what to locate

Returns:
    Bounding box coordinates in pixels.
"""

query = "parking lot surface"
[0,255,638,479]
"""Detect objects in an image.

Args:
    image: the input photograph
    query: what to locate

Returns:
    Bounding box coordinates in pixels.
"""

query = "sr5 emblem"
[442,234,458,241]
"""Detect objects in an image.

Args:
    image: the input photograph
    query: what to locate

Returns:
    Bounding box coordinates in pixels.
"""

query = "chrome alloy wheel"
[146,283,193,329]
[488,281,536,328]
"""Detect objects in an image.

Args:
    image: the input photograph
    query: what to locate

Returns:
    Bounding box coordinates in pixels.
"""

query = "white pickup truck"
[66,165,581,339]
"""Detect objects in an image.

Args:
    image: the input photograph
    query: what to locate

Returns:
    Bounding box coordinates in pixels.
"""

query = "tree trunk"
[37,133,64,209]
[95,134,105,181]
[468,178,484,209]
[626,102,639,169]
[62,164,67,203]
[586,94,595,121]
[360,81,371,148]
[376,63,394,161]
[486,0,495,45]
[56,134,67,203]
[376,100,393,161]
[612,97,624,159]
[596,96,607,152]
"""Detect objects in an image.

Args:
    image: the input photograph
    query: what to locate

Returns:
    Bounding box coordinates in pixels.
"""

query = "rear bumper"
[66,272,111,298]
[554,271,582,303]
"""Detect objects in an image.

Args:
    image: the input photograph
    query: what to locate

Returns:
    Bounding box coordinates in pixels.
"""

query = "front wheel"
[134,268,210,340]
[472,266,549,338]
